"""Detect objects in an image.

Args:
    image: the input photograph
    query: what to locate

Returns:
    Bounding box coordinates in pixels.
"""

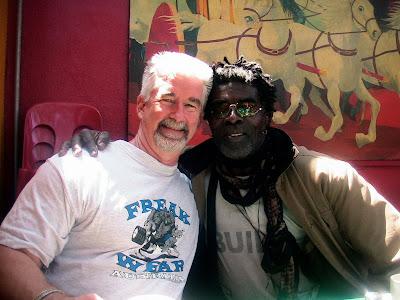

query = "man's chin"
[219,144,253,160]
[155,134,187,152]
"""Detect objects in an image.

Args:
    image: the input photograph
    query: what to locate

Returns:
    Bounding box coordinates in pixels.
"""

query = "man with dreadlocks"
[60,56,400,299]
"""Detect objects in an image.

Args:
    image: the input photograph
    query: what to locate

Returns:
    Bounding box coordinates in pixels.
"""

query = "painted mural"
[128,0,400,160]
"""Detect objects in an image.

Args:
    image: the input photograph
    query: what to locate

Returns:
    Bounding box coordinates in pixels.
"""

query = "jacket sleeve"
[304,152,400,287]
[325,159,400,274]
[279,147,400,291]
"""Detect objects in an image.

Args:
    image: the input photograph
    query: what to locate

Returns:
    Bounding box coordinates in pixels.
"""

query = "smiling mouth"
[161,126,185,138]
[158,119,188,139]
[229,133,245,138]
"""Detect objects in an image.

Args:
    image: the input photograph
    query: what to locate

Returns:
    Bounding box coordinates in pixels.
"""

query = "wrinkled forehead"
[208,82,260,103]
[154,73,205,101]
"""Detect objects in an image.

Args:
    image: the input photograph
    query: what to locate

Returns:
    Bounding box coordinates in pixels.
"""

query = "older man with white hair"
[0,51,213,300]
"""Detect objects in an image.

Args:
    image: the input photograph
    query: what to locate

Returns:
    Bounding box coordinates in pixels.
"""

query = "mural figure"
[171,0,382,147]
[359,7,400,98]
[129,0,400,160]
[129,0,192,43]
[287,0,381,148]
[189,0,305,131]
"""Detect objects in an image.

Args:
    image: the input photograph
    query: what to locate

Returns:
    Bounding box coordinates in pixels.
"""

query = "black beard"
[216,139,267,168]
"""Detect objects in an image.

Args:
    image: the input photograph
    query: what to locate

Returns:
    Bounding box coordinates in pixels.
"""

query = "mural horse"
[169,0,381,147]
[170,0,307,123]
[293,0,328,30]
[281,0,382,148]
[350,6,400,117]
[224,0,381,147]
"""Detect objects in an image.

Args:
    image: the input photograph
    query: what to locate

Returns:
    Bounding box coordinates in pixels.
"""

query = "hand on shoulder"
[58,129,111,157]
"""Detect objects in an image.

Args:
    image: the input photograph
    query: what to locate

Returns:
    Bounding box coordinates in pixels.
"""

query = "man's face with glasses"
[206,81,270,160]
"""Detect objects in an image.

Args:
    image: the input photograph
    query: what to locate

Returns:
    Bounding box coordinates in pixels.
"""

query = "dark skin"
[206,82,271,176]
[59,82,272,178]
[58,128,111,157]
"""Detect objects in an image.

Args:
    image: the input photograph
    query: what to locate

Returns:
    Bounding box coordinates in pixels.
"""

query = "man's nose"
[224,106,243,124]
[170,101,185,121]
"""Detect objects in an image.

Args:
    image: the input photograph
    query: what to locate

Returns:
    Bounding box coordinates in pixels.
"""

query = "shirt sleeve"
[0,160,77,267]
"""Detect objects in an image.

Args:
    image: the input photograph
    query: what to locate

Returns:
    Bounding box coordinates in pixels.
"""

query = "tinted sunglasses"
[208,100,263,119]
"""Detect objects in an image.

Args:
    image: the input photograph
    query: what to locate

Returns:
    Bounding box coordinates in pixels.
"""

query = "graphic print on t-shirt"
[130,209,184,261]
[112,198,192,283]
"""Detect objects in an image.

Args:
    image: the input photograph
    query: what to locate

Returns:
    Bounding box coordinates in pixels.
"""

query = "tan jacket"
[189,145,400,294]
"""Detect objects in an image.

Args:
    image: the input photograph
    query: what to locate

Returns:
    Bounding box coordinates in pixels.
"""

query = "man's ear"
[137,95,145,120]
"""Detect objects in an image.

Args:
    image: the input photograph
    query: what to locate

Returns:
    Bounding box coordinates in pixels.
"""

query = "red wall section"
[19,0,129,144]
[3,0,129,212]
[3,0,18,214]
[351,161,400,211]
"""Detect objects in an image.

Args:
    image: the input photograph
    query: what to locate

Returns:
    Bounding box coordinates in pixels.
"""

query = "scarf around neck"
[214,131,299,299]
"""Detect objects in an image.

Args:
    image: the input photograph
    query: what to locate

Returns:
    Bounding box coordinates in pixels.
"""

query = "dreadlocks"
[209,56,277,113]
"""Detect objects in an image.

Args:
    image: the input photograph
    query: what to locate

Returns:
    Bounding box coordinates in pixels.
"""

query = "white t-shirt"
[0,141,199,300]
[206,173,319,299]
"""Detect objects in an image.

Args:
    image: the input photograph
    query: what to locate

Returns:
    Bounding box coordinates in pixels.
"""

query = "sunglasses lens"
[209,101,260,118]
[237,101,257,117]
[211,102,230,118]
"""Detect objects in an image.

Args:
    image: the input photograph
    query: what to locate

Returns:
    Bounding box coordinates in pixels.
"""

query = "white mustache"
[159,119,188,133]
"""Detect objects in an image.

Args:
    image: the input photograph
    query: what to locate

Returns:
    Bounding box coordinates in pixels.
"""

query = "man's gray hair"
[140,51,213,110]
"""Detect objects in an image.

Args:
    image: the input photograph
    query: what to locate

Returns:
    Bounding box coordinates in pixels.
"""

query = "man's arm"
[317,157,400,288]
[58,129,111,157]
[0,160,104,300]
[0,246,101,299]
[0,245,52,299]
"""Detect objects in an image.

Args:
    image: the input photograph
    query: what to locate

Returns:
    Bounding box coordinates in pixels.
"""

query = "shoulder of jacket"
[289,146,353,176]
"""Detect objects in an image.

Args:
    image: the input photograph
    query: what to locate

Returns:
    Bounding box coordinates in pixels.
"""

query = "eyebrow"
[188,97,201,106]
[212,97,257,103]
[160,92,175,98]
[239,97,257,102]
[161,92,202,106]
